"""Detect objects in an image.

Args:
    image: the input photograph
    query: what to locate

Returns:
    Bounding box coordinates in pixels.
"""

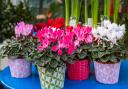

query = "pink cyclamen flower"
[15,22,25,37]
[41,39,50,49]
[37,45,44,51]
[85,26,92,34]
[22,24,33,36]
[68,44,76,55]
[57,49,63,56]
[74,40,80,47]
[15,26,21,38]
[37,39,50,51]
[37,30,44,42]
[85,34,93,44]
[73,26,85,41]
[52,45,59,52]
[15,21,33,37]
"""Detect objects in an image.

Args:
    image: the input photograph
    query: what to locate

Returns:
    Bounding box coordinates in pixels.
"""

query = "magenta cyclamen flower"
[15,21,33,38]
[73,26,93,47]
[58,49,63,56]
[84,27,93,44]
[37,27,65,52]
[51,31,75,55]
[73,26,85,41]
[37,24,93,56]
[85,34,93,44]
[67,43,76,55]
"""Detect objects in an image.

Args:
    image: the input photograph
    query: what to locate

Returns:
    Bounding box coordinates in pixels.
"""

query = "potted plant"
[91,20,127,84]
[66,24,93,80]
[0,21,33,78]
[26,18,69,89]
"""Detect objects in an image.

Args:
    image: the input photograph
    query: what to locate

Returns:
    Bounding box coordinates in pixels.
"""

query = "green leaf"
[83,45,90,50]
[78,51,87,59]
[62,54,68,61]
[100,57,109,63]
[50,60,58,68]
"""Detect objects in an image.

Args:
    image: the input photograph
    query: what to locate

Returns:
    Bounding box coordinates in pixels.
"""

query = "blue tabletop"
[0,61,128,89]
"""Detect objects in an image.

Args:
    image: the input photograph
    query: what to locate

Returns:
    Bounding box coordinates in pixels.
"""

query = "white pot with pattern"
[94,61,121,84]
[37,65,66,89]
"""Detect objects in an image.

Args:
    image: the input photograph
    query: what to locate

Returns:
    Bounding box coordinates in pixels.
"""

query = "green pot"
[37,65,66,89]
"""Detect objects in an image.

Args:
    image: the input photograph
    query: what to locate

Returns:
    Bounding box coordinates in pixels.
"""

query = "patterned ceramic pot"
[67,59,90,80]
[94,61,121,84]
[8,58,32,78]
[37,65,66,89]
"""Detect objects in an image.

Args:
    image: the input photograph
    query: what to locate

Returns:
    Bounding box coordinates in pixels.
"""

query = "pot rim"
[94,60,120,64]
[9,56,24,60]
[37,64,66,69]
[74,59,90,62]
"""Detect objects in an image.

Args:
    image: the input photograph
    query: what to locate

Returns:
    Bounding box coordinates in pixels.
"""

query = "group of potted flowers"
[0,17,127,89]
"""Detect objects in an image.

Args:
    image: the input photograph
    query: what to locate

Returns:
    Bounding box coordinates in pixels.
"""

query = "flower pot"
[67,59,90,80]
[8,58,32,78]
[37,65,66,89]
[94,61,121,84]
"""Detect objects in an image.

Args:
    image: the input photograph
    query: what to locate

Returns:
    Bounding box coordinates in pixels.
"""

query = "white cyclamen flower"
[93,20,126,44]
[103,20,111,28]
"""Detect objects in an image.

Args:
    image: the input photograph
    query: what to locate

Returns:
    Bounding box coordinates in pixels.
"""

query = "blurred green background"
[0,0,128,43]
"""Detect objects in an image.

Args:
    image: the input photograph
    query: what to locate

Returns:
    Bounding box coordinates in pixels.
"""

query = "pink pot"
[94,61,120,84]
[8,58,32,78]
[67,59,90,80]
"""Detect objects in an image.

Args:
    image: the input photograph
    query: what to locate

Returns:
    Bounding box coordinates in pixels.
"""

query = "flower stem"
[104,0,110,19]
[71,0,76,17]
[91,0,94,22]
[85,0,88,24]
[65,0,70,26]
[76,0,82,24]
[113,0,119,23]
[92,0,99,27]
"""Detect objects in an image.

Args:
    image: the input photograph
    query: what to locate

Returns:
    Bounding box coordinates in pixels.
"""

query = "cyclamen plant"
[0,21,33,59]
[32,26,75,69]
[27,21,94,69]
[66,24,93,63]
[90,20,127,63]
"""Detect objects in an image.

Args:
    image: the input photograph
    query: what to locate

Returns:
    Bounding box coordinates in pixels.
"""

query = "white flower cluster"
[92,20,125,44]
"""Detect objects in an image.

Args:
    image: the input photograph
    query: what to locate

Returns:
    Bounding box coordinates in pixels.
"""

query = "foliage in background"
[48,0,64,18]
[65,0,69,26]
[0,0,35,43]
[119,0,128,50]
[65,0,82,26]
[104,0,110,19]
[91,0,99,27]
[113,0,119,23]
[84,0,88,24]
